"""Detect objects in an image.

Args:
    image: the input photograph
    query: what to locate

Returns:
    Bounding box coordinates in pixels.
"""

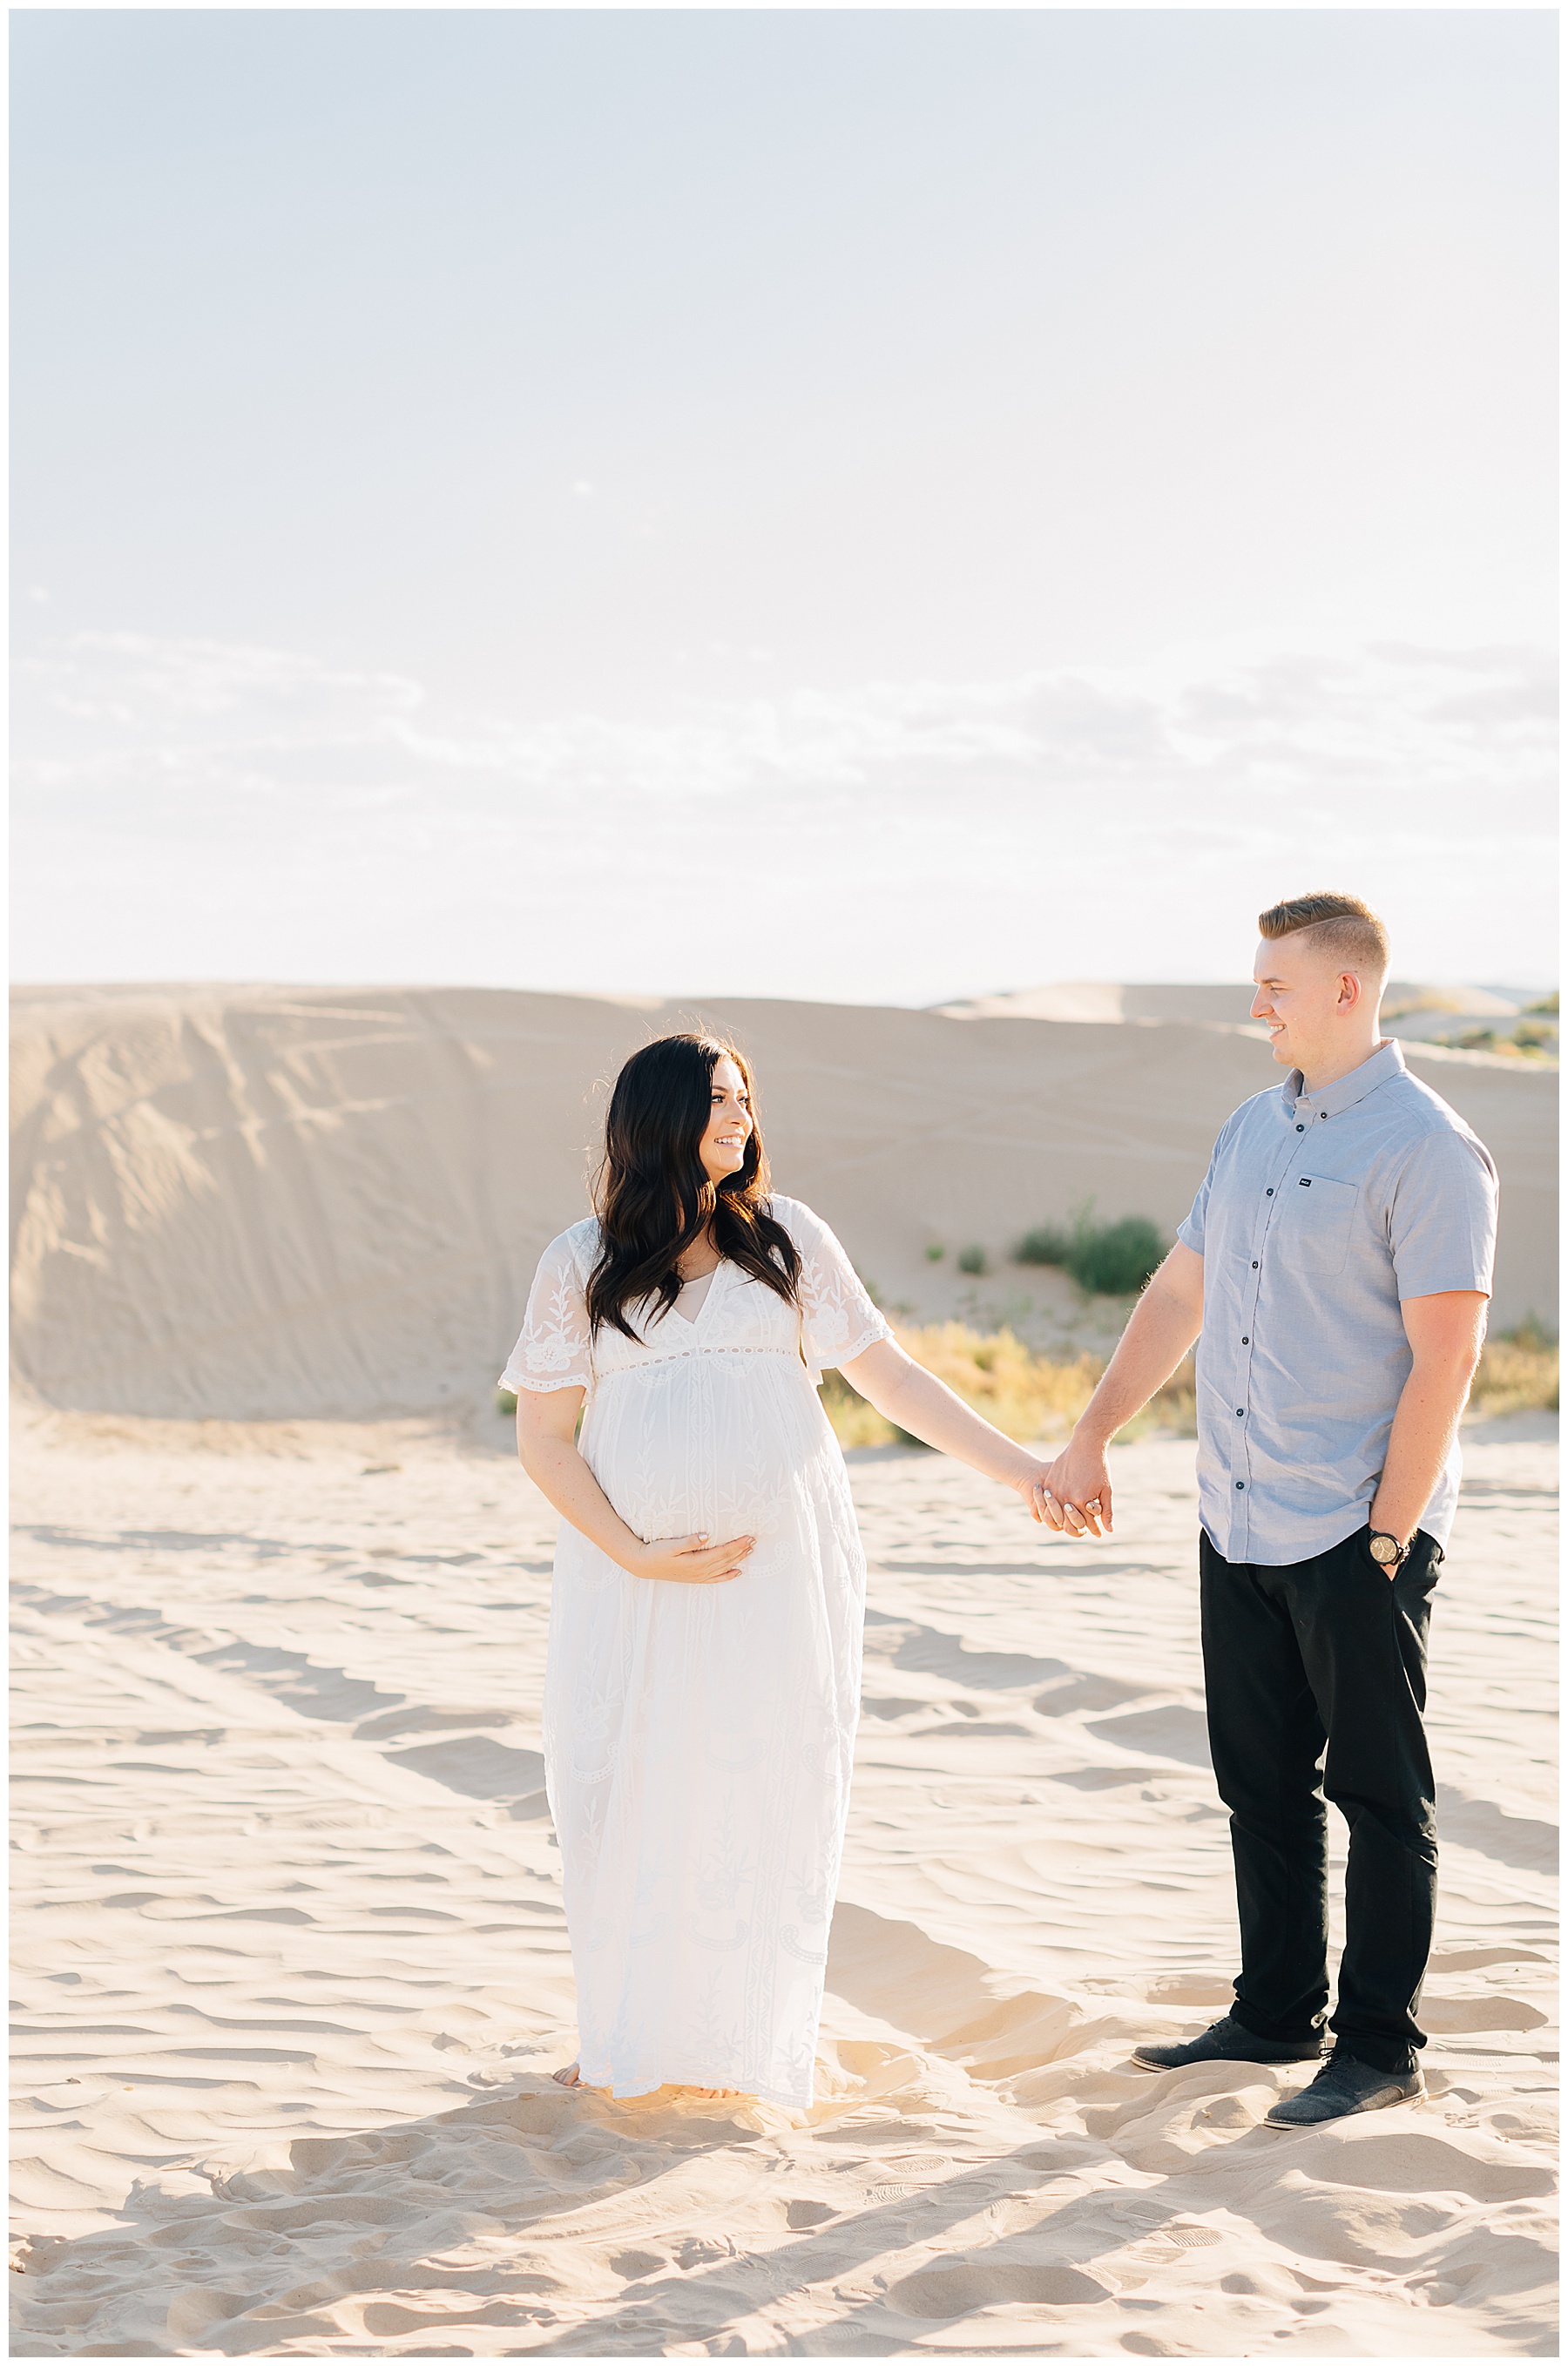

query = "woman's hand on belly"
[629,1531,756,1585]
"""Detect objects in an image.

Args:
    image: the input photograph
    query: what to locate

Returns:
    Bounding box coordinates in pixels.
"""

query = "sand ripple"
[11,1416,1557,2355]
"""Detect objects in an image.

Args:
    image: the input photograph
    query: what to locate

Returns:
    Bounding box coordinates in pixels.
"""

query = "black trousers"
[1200,1523,1443,2076]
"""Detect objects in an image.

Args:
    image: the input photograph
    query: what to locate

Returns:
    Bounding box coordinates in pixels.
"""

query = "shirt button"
[1296,1124,1305,1132]
[1235,1480,1246,1490]
[1241,1335,1249,1344]
[1266,1187,1274,1196]
[1236,1407,1245,1416]
[1251,1260,1259,1268]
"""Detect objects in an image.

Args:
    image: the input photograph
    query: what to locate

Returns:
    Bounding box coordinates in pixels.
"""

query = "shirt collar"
[1282,1038,1406,1124]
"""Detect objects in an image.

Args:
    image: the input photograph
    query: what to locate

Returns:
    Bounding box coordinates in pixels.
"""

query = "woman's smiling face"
[698,1055,753,1184]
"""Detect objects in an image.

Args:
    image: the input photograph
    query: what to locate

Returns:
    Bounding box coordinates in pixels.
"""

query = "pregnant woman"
[504,1033,1054,2108]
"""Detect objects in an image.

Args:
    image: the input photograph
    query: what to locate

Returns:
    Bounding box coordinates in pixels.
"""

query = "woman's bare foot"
[551,2062,582,2088]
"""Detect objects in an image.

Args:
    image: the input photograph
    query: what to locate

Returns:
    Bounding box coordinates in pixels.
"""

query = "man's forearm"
[1369,1352,1480,1545]
[1077,1277,1204,1446]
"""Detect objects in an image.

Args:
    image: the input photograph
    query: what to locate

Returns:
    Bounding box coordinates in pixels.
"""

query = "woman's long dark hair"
[586,1034,801,1341]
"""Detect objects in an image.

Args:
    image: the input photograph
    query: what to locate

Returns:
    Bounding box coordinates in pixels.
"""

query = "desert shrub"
[1436,1024,1558,1059]
[1014,1205,1167,1295]
[497,1388,518,1416]
[1470,1320,1559,1416]
[1016,1224,1073,1268]
[1524,992,1558,1015]
[1071,1216,1166,1295]
[956,1245,987,1275]
[924,1243,946,1262]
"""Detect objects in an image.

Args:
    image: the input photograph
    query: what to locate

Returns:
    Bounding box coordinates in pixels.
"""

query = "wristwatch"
[1368,1529,1409,1568]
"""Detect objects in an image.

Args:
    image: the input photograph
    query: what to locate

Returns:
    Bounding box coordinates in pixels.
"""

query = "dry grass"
[1470,1321,1559,1418]
[824,1314,1561,1450]
[821,1324,1196,1449]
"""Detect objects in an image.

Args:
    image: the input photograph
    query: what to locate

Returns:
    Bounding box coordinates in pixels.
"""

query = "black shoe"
[1266,2050,1423,2126]
[1132,2012,1327,2072]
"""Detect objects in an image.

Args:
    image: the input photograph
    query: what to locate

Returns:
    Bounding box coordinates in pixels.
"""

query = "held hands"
[628,1531,755,1585]
[1029,1436,1113,1539]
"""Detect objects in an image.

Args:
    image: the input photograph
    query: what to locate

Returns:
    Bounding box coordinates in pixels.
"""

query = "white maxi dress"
[501,1197,890,2107]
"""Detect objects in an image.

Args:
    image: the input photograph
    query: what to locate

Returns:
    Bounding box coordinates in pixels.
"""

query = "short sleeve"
[1177,1112,1237,1258]
[499,1227,595,1394]
[1177,1158,1214,1257]
[1388,1126,1498,1301]
[777,1198,894,1375]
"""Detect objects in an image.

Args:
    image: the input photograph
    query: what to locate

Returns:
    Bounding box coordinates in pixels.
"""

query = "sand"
[10,983,1558,1422]
[10,981,1558,2352]
[11,1402,1557,2357]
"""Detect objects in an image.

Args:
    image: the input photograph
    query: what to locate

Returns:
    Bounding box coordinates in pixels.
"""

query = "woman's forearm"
[517,1429,646,1572]
[856,1358,1043,1488]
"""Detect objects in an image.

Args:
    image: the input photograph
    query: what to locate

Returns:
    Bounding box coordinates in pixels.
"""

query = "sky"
[11,10,1558,999]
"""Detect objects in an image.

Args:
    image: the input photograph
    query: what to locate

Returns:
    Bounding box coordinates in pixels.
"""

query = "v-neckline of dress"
[670,1259,727,1329]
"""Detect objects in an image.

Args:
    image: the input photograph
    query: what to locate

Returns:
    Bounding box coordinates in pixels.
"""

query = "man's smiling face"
[1251,931,1375,1078]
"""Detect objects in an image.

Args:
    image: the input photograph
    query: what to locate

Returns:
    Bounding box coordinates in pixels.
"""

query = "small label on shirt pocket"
[1285,1174,1359,1274]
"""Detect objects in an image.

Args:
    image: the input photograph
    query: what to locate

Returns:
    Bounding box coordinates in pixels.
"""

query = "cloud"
[10,628,1557,996]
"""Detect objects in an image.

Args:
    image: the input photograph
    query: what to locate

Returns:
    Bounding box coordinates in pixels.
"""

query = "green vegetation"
[1442,1028,1500,1051]
[497,1388,518,1416]
[1015,1203,1168,1295]
[1014,1222,1073,1268]
[924,1243,946,1262]
[1524,992,1558,1016]
[1435,1020,1558,1059]
[956,1244,988,1275]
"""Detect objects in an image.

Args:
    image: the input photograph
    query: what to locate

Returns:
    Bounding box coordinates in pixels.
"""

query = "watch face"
[1369,1534,1397,1563]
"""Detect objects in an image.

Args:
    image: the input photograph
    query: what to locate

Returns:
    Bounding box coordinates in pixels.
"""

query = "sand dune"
[936,980,1544,1030]
[10,983,1558,1420]
[10,1405,1556,2356]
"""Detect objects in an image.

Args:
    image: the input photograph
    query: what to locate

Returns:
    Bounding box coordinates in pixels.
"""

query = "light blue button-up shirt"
[1178,1040,1498,1565]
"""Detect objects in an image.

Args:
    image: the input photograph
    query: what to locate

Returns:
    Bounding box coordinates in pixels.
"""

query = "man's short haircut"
[1258,891,1391,982]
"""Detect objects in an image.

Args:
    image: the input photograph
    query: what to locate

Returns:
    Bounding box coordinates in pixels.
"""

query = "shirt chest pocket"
[1281,1174,1360,1275]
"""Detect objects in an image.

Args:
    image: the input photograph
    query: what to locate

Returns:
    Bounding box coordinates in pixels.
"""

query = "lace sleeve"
[778,1198,894,1376]
[499,1227,595,1394]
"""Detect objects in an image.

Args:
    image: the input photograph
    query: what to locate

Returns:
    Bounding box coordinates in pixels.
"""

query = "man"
[1037,892,1497,2126]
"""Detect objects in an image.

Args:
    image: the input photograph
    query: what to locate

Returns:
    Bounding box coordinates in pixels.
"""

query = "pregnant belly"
[581,1355,833,1542]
